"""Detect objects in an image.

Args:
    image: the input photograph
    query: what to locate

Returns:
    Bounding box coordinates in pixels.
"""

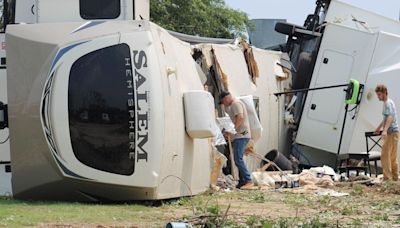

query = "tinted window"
[80,0,120,20]
[69,44,135,175]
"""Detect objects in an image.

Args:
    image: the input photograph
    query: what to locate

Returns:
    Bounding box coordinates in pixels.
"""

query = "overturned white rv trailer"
[2,0,398,201]
[275,0,400,167]
[4,20,289,201]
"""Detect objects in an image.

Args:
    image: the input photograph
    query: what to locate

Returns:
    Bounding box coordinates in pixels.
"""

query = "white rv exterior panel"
[14,0,151,23]
[0,143,11,164]
[0,164,12,196]
[0,57,10,197]
[134,0,150,20]
[348,32,400,158]
[326,0,400,36]
[14,0,37,24]
[24,0,137,23]
[0,35,8,163]
[36,0,79,23]
[306,50,353,125]
[147,25,212,199]
[296,24,378,154]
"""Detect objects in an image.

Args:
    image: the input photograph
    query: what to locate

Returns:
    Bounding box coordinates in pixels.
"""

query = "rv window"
[69,43,136,176]
[79,0,120,20]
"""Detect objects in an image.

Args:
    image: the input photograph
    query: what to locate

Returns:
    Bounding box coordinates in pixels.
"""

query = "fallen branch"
[219,203,231,227]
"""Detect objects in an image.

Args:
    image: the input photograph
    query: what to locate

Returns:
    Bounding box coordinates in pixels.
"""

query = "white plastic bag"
[216,116,237,135]
[213,122,226,146]
[238,95,263,142]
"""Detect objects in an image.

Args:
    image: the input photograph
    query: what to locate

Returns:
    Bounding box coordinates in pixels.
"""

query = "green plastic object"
[345,79,360,104]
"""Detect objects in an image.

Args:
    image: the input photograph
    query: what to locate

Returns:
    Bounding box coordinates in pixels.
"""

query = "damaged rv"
[0,0,399,201]
[0,0,289,201]
[3,19,289,202]
[274,0,400,167]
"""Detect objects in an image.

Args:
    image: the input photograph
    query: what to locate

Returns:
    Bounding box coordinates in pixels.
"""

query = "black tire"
[275,22,306,36]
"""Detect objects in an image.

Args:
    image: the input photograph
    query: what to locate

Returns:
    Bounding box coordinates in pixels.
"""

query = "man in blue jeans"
[220,91,253,189]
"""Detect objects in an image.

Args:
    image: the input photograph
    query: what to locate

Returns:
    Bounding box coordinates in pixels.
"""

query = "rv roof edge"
[168,30,234,44]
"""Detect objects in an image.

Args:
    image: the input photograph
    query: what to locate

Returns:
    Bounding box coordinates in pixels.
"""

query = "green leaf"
[150,0,250,38]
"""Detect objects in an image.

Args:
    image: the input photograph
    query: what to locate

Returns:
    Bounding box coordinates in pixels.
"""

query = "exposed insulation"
[240,40,260,84]
[211,48,229,90]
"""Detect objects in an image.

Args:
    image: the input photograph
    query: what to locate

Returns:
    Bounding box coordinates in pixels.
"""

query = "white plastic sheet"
[216,116,237,135]
[213,122,226,146]
[238,95,263,142]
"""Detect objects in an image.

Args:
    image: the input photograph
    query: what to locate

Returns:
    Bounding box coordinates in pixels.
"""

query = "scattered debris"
[299,170,319,186]
[318,175,335,188]
[275,180,300,189]
[349,174,370,182]
[166,222,193,228]
[252,171,276,187]
[252,171,296,188]
[309,165,338,179]
[210,146,227,187]
[371,174,384,185]
[289,155,300,174]
[298,165,341,188]
[216,174,237,190]
[316,189,349,197]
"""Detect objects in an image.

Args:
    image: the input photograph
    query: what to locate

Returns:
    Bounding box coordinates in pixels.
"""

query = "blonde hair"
[375,84,388,95]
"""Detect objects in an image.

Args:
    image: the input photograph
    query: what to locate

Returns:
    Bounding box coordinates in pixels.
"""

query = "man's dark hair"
[219,91,230,100]
[219,91,231,104]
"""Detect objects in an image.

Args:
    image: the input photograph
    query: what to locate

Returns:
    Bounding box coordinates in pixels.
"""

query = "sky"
[225,0,400,25]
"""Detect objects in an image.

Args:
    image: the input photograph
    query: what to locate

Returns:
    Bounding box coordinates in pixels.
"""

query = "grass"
[0,184,400,227]
[0,197,167,227]
[249,190,266,203]
[351,184,364,196]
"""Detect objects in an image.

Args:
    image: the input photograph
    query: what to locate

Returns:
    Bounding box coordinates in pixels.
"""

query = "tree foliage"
[150,0,251,39]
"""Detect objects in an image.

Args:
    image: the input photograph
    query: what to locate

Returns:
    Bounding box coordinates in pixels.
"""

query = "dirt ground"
[176,183,400,227]
[18,181,400,228]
